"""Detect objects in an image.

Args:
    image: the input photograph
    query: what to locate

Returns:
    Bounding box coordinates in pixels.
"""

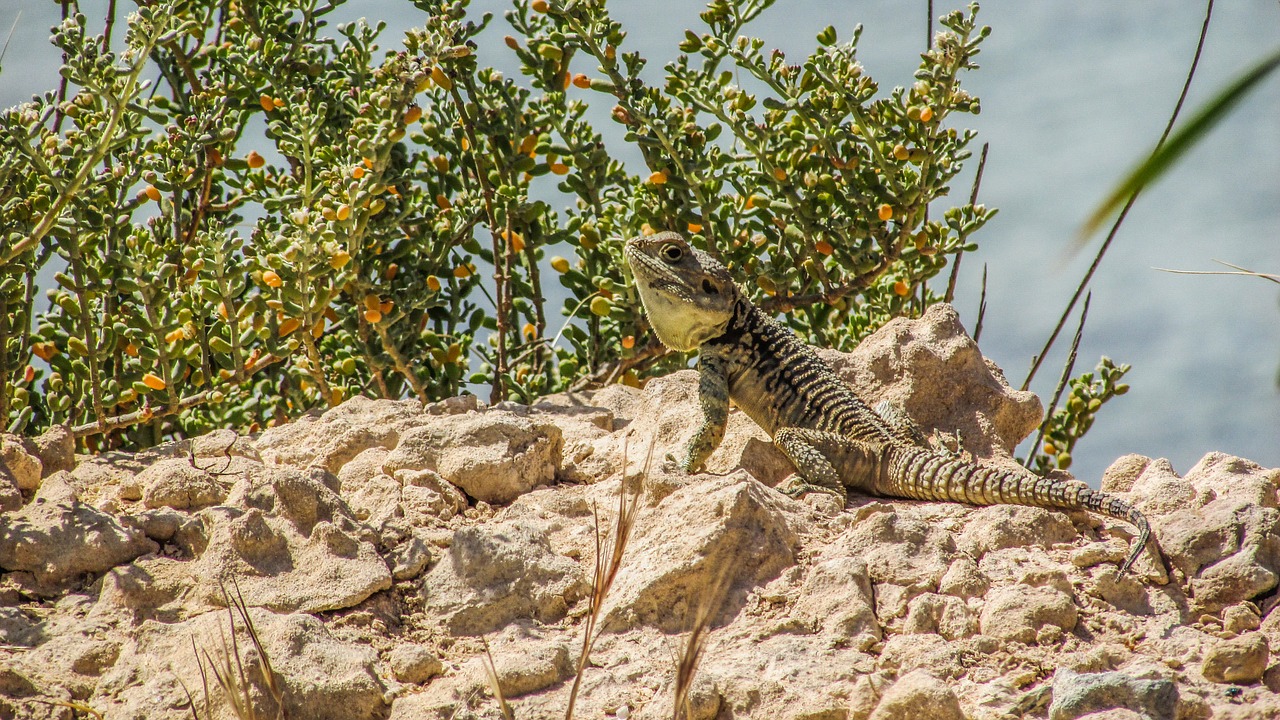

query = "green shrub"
[1,0,992,449]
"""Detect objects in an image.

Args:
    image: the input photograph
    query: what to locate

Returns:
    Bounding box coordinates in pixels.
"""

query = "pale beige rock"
[938,556,989,599]
[868,669,964,720]
[1046,669,1178,720]
[31,423,75,478]
[1099,454,1152,494]
[389,643,443,683]
[979,584,1078,644]
[384,410,562,504]
[822,303,1042,458]
[0,433,42,494]
[601,472,803,632]
[422,520,587,634]
[256,394,426,472]
[0,474,155,590]
[396,467,466,521]
[1124,457,1202,518]
[137,457,227,510]
[957,504,1078,559]
[96,607,385,720]
[791,556,880,645]
[1222,603,1261,634]
[840,508,955,588]
[1201,633,1268,684]
[902,592,978,640]
[490,640,572,697]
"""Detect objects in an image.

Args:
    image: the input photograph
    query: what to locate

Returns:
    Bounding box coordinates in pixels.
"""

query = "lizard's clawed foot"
[778,475,846,502]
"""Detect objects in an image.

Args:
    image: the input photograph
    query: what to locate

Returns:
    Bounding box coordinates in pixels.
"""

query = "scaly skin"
[624,231,1152,576]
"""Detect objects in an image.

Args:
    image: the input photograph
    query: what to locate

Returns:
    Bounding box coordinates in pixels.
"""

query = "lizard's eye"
[660,244,683,262]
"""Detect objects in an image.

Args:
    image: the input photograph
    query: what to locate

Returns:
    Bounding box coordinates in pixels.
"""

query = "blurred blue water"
[3,1,1277,482]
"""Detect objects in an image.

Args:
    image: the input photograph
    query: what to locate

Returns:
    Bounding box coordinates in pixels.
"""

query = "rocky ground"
[1,304,1277,720]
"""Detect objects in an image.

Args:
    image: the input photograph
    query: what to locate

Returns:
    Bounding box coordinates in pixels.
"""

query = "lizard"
[623,230,1151,576]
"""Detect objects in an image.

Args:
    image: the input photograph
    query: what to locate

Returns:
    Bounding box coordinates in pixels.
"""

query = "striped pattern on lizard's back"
[623,231,1154,577]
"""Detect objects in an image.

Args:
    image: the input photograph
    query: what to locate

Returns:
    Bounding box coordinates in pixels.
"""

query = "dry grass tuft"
[180,580,285,720]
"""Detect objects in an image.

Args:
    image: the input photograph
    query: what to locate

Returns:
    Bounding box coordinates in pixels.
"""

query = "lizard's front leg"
[680,354,730,473]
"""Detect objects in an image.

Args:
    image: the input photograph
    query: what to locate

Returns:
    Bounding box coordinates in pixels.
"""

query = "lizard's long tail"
[875,443,1151,576]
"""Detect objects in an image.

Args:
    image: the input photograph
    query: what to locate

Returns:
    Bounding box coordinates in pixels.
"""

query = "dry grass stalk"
[479,636,515,720]
[179,580,285,720]
[564,433,647,720]
[672,567,732,720]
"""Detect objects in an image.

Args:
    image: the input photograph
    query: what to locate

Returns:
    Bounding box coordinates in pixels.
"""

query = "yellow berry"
[532,0,549,12]
[589,296,611,317]
[330,251,351,270]
[453,264,474,278]
[336,204,351,221]
[431,66,452,91]
[893,144,909,161]
[550,256,570,273]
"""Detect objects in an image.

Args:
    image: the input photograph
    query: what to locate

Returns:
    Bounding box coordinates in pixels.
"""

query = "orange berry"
[621,335,635,349]
[892,280,910,296]
[878,204,894,221]
[144,185,161,202]
[32,343,56,361]
[572,73,591,89]
[772,167,787,182]
[259,94,274,112]
[364,308,382,323]
[329,251,351,269]
[519,135,537,156]
[532,0,549,12]
[247,150,265,169]
[426,275,442,292]
[648,170,668,185]
[164,328,184,344]
[550,161,569,175]
[380,300,393,314]
[815,240,834,256]
[919,107,934,122]
[403,104,423,124]
[142,372,167,391]
[336,204,351,221]
[124,343,138,358]
[453,264,474,278]
[278,318,301,336]
[272,97,284,108]
[505,35,519,50]
[435,194,451,210]
[893,144,909,161]
[385,263,399,280]
[363,294,381,312]
[522,322,536,338]
[352,165,365,179]
[312,320,325,339]
[687,222,703,233]
[262,270,283,288]
[503,230,525,253]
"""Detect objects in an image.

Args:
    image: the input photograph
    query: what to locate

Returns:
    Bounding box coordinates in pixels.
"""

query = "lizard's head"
[624,231,739,352]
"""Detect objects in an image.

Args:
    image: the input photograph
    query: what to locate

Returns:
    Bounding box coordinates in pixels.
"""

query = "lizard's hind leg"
[774,428,882,502]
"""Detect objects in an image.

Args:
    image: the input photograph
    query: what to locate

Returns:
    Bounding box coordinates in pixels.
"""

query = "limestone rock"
[868,669,964,720]
[822,303,1043,458]
[255,395,426,472]
[1047,669,1178,720]
[957,504,1078,559]
[0,433,42,494]
[979,584,1078,644]
[32,423,75,478]
[422,520,587,634]
[0,474,155,590]
[1201,633,1268,684]
[791,556,880,645]
[97,607,386,720]
[491,640,572,697]
[389,643,443,684]
[137,458,227,510]
[384,410,562,504]
[902,592,978,640]
[840,508,955,588]
[602,472,803,632]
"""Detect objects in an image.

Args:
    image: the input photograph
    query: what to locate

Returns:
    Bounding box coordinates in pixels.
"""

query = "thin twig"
[945,142,988,303]
[973,263,987,342]
[1025,293,1090,468]
[479,637,514,720]
[1022,0,1215,391]
[1154,260,1280,286]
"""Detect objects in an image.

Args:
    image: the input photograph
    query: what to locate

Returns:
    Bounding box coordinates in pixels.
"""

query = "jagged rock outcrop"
[2,304,1278,719]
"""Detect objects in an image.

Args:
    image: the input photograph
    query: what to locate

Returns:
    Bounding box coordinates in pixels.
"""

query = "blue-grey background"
[3,1,1277,483]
